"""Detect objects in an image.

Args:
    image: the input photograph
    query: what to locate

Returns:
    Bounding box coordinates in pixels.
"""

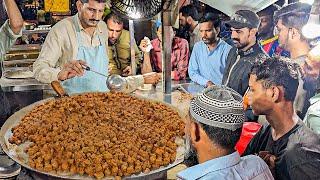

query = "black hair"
[199,12,221,29]
[257,4,280,17]
[274,2,311,39]
[179,4,199,21]
[199,122,242,151]
[250,57,300,101]
[104,12,124,25]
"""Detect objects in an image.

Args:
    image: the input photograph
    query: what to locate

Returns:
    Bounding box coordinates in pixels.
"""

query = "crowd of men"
[1,0,320,179]
[174,2,320,180]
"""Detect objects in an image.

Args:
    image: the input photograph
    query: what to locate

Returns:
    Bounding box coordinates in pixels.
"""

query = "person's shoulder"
[48,16,74,37]
[238,155,272,179]
[219,39,232,51]
[285,123,320,177]
[241,154,269,166]
[51,16,73,30]
[288,123,320,148]
[308,96,320,115]
[257,45,269,57]
[97,20,108,33]
[250,123,272,141]
[175,37,188,43]
[220,39,231,46]
[250,44,269,64]
[120,29,130,36]
[174,37,189,48]
[193,41,204,49]
[118,29,130,44]
[98,20,107,29]
[248,122,270,134]
[285,122,320,160]
[119,29,130,39]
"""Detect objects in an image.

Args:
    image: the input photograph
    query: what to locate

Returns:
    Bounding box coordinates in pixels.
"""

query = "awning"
[199,0,279,16]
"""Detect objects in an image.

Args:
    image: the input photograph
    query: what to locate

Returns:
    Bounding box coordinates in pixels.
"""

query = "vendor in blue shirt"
[188,13,232,87]
[177,86,273,180]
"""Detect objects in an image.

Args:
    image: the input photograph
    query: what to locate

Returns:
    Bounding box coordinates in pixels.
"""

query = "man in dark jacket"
[222,10,268,121]
[222,10,268,96]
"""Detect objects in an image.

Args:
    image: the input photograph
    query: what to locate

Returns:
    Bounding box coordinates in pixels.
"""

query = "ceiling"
[199,0,279,16]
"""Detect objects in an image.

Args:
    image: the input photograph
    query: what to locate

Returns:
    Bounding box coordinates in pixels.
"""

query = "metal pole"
[129,20,137,75]
[162,11,172,95]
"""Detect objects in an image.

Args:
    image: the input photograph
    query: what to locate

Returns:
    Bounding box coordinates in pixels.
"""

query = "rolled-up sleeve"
[33,27,63,83]
[188,48,208,86]
[0,20,22,57]
[123,75,144,93]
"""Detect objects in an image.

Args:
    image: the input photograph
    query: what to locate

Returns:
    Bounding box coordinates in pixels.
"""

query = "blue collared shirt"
[188,39,232,86]
[177,152,274,180]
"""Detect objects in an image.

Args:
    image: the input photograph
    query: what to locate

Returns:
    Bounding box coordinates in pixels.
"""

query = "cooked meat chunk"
[9,92,185,178]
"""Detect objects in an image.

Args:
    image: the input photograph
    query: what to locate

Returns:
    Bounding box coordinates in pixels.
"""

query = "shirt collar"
[310,93,320,105]
[203,39,223,53]
[238,42,261,57]
[177,151,241,179]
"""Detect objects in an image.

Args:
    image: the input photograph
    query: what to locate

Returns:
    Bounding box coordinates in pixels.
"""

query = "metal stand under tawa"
[0,146,21,179]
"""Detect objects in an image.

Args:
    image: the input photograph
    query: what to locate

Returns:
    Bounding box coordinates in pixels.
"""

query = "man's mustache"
[89,19,99,22]
[232,38,240,42]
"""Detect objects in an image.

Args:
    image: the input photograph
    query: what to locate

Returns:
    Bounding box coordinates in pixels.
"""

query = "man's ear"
[270,86,281,102]
[76,0,83,12]
[191,122,200,142]
[215,27,220,35]
[291,28,301,40]
[186,16,193,25]
[250,28,258,36]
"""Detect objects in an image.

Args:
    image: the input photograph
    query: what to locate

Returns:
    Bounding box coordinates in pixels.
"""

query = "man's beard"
[232,38,249,50]
[203,36,218,45]
[182,23,191,32]
[108,39,116,46]
[184,135,199,166]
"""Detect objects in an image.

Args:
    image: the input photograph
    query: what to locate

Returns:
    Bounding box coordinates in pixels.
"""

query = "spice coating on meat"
[9,92,185,178]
